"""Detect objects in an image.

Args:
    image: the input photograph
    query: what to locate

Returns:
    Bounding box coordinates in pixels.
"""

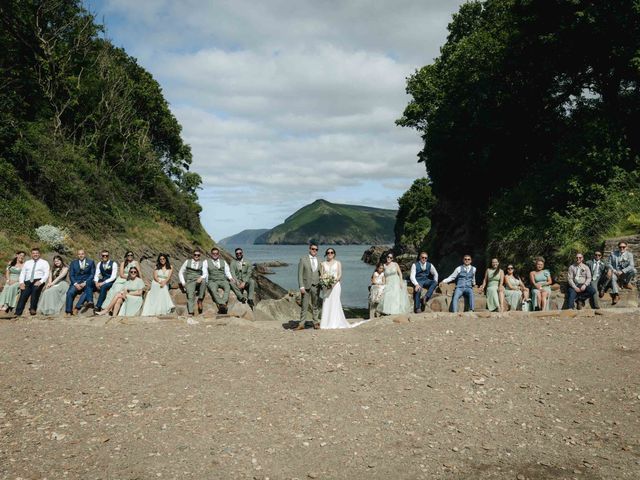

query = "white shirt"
[178,259,209,285]
[310,255,318,272]
[410,262,439,286]
[93,261,118,283]
[19,258,50,283]
[210,258,233,281]
[442,265,476,285]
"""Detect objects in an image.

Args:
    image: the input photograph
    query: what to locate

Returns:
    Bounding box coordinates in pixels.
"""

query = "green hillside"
[255,199,396,245]
[219,229,269,246]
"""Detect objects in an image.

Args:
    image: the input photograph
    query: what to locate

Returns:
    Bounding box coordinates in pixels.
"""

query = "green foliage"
[397,0,640,270]
[394,178,435,252]
[0,0,204,240]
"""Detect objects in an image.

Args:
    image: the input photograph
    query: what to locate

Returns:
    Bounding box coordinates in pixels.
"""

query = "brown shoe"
[622,284,633,290]
[313,323,320,329]
[197,299,203,314]
[294,322,306,331]
[612,294,619,305]
[576,300,583,310]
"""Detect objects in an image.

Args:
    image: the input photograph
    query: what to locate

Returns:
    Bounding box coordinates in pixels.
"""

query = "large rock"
[253,292,300,322]
[361,245,391,265]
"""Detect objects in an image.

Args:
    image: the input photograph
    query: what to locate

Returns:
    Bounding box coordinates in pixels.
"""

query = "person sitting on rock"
[204,247,234,314]
[586,251,610,309]
[178,249,208,316]
[566,252,596,310]
[608,241,636,305]
[409,251,438,313]
[441,254,477,313]
[230,247,256,309]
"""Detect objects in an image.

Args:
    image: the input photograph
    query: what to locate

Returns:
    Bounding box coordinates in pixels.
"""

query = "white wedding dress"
[320,261,367,330]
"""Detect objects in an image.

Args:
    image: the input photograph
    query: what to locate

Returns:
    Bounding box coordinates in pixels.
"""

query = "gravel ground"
[1,310,639,480]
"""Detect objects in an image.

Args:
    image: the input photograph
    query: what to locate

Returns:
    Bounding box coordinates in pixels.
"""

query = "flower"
[318,272,337,290]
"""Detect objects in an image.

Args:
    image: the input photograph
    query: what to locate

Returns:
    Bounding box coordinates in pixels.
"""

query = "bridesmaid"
[479,258,505,312]
[529,257,553,311]
[96,266,144,316]
[101,251,139,308]
[368,262,385,319]
[141,253,175,316]
[378,252,411,315]
[0,251,26,312]
[37,256,69,315]
[503,264,530,311]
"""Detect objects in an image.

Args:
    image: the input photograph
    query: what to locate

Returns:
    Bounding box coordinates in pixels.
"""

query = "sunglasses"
[193,253,201,257]
[464,258,471,261]
[310,247,318,251]
[327,251,335,255]
[507,267,514,270]
[130,270,138,275]
[420,256,427,259]
[126,254,134,257]
[101,254,109,258]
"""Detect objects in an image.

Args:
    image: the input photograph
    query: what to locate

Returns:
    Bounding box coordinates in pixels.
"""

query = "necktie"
[30,259,38,281]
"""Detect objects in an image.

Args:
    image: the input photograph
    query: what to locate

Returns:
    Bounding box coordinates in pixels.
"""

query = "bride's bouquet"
[318,272,337,290]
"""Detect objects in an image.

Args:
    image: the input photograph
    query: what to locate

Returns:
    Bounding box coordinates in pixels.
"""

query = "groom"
[297,242,321,330]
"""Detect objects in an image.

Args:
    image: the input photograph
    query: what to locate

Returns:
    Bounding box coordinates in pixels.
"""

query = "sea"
[233,244,385,308]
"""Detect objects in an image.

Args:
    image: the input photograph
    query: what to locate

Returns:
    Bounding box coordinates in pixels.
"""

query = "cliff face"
[255,199,396,245]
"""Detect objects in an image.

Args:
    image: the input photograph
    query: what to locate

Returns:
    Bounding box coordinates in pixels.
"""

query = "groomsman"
[89,250,118,312]
[441,254,477,312]
[586,251,610,309]
[230,247,256,309]
[204,247,234,314]
[178,249,208,316]
[608,241,636,305]
[297,243,321,330]
[566,252,596,310]
[15,247,50,316]
[409,251,439,313]
[65,249,96,315]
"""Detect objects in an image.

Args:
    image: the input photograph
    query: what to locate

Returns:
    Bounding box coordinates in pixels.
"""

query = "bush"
[35,224,69,253]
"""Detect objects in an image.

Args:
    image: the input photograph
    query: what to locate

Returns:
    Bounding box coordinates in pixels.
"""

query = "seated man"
[608,241,636,305]
[566,252,596,310]
[178,249,207,316]
[230,247,256,309]
[88,250,118,312]
[65,249,96,315]
[409,251,438,313]
[15,247,50,316]
[441,254,477,313]
[204,247,234,314]
[586,251,610,308]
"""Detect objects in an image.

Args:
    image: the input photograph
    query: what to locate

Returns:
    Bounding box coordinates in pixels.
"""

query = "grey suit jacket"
[609,250,636,274]
[298,255,321,290]
[586,259,608,283]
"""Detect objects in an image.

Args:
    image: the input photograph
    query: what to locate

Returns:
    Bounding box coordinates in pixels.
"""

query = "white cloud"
[90,0,464,239]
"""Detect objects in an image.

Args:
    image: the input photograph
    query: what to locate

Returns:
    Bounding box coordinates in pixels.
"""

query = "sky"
[88,0,465,240]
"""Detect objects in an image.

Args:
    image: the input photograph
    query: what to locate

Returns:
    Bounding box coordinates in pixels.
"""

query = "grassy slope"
[256,199,396,244]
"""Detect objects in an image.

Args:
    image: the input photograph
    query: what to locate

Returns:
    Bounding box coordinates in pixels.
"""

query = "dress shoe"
[612,294,619,305]
[414,309,421,314]
[81,302,94,312]
[197,299,203,314]
[576,300,583,310]
[248,299,254,309]
[313,323,320,329]
[294,322,306,331]
[219,304,228,314]
[29,309,37,315]
[240,297,247,304]
[598,290,605,298]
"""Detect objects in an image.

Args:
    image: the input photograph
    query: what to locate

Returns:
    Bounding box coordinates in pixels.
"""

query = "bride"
[320,248,367,329]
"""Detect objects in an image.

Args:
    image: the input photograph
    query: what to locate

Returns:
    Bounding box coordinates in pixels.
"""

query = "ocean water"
[234,244,382,307]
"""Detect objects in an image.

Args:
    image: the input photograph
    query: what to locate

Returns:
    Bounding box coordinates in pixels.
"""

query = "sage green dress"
[141,269,174,316]
[504,276,523,311]
[118,278,145,316]
[485,268,502,311]
[103,261,139,307]
[531,269,552,311]
[0,265,22,309]
[37,267,69,315]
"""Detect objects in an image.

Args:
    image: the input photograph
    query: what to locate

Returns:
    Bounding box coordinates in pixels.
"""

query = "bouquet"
[318,272,337,290]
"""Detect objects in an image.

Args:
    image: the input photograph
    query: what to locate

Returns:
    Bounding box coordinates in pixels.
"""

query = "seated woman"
[479,257,505,312]
[503,264,530,311]
[101,251,139,308]
[529,257,553,311]
[96,267,144,316]
[141,253,175,316]
[0,251,26,313]
[37,255,69,315]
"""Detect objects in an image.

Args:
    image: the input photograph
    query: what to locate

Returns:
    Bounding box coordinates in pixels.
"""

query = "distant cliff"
[254,199,396,245]
[219,229,269,246]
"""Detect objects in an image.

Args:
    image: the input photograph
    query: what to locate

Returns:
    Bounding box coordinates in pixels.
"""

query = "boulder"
[253,292,300,322]
[361,245,391,265]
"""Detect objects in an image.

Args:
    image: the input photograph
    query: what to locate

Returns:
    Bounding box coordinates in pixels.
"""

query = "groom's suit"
[298,254,321,325]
